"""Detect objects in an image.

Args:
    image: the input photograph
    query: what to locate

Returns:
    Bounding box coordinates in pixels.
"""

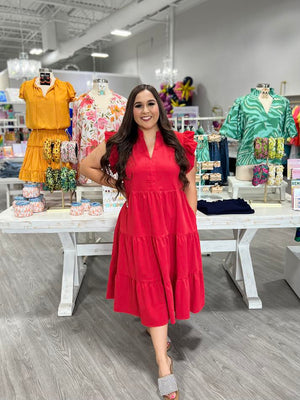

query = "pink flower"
[174,81,184,101]
[86,110,96,120]
[96,117,108,130]
[86,140,99,155]
[80,96,94,107]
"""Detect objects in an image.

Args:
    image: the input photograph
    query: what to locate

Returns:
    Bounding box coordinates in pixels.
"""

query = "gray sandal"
[158,358,179,399]
[158,374,179,399]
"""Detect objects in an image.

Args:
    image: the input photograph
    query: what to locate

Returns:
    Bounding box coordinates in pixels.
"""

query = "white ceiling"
[0,0,207,71]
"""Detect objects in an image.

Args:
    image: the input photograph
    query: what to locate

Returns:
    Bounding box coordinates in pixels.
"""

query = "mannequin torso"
[236,85,273,180]
[258,87,273,114]
[88,80,113,110]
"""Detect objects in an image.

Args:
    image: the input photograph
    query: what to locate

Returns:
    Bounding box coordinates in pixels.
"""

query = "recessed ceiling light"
[110,29,132,37]
[29,48,43,55]
[91,52,109,58]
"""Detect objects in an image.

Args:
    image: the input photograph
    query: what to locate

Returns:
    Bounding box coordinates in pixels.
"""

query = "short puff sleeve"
[104,131,118,173]
[19,81,26,100]
[175,130,197,173]
[66,82,76,102]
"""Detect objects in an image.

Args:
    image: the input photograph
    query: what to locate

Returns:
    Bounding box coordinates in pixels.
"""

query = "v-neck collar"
[250,88,275,116]
[138,128,160,160]
[33,77,57,97]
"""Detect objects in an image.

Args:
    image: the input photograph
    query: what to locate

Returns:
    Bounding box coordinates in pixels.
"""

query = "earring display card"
[292,186,300,210]
[102,187,126,213]
[288,159,300,179]
[40,73,51,85]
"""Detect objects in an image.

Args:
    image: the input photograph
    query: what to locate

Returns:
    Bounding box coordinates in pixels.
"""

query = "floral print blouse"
[72,91,127,184]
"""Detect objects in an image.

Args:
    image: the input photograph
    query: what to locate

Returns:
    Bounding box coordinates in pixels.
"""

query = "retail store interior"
[0,1,300,399]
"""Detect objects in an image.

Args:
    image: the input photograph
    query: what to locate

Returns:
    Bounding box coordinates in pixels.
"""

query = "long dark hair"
[100,84,189,192]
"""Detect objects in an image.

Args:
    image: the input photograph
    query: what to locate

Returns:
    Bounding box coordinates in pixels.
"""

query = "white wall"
[0,70,9,91]
[103,23,167,89]
[103,0,300,115]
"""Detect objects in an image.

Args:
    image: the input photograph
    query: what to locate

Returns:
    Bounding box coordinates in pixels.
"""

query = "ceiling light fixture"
[155,7,178,86]
[155,57,178,86]
[7,1,41,80]
[110,29,132,37]
[29,48,44,55]
[7,52,41,80]
[91,52,109,58]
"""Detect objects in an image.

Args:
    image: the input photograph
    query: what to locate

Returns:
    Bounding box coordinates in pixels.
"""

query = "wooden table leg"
[57,232,87,316]
[223,228,262,309]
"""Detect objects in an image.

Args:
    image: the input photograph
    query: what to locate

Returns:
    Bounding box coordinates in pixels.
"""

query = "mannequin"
[72,79,127,184]
[88,79,113,109]
[220,84,297,181]
[35,68,56,97]
[18,71,76,182]
[236,83,272,180]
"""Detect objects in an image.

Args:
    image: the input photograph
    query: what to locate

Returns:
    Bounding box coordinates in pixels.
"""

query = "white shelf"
[0,125,27,129]
[0,102,25,105]
[0,157,24,163]
[285,94,300,106]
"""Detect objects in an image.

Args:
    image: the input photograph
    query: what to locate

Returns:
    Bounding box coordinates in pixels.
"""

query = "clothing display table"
[1,200,299,316]
[0,177,23,207]
[285,246,300,298]
[228,176,288,201]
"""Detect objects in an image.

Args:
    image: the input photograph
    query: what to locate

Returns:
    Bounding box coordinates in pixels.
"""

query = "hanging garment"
[220,88,297,166]
[19,78,75,182]
[208,141,223,184]
[195,134,210,163]
[219,137,229,184]
[105,129,205,327]
[290,105,300,146]
[72,92,127,184]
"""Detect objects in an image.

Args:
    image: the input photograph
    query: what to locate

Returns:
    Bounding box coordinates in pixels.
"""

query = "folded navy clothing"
[197,198,254,215]
[0,161,23,178]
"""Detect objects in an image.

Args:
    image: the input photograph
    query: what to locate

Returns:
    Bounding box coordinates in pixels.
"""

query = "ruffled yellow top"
[19,78,76,130]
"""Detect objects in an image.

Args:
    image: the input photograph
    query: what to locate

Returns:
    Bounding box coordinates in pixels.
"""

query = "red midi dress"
[105,129,205,327]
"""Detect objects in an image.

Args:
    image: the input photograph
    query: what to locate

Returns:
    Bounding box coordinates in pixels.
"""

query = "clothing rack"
[167,116,226,133]
[168,117,178,131]
[194,132,226,142]
[180,116,226,132]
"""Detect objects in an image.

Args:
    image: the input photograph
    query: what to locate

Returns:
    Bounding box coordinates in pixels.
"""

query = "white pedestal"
[285,246,300,298]
[76,184,102,202]
[228,176,287,201]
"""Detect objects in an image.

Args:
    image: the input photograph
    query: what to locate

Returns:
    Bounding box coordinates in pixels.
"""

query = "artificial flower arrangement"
[158,76,195,117]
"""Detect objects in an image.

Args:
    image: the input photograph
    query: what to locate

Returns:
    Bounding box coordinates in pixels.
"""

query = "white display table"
[228,176,288,201]
[1,200,300,316]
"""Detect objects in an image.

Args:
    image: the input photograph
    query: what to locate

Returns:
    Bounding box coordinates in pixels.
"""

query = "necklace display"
[261,87,270,98]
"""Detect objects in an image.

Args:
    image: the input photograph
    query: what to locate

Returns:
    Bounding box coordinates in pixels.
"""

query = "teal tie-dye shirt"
[220,89,297,166]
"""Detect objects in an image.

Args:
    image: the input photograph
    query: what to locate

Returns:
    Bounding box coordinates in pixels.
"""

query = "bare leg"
[148,324,177,399]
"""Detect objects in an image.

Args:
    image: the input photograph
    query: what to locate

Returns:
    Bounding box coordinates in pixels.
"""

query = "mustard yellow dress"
[19,78,76,182]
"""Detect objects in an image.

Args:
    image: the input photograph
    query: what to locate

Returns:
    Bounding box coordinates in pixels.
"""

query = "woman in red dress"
[80,84,205,399]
